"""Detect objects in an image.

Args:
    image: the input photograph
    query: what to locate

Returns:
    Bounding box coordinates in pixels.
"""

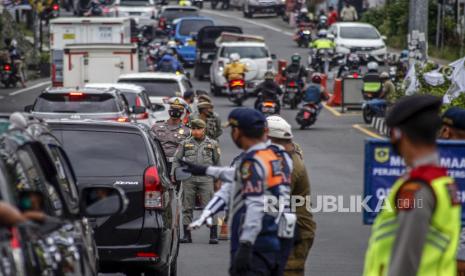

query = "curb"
[370,117,389,137]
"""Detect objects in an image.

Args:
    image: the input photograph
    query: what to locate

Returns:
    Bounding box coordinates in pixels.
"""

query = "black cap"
[226,108,266,129]
[386,95,442,128]
[442,107,465,130]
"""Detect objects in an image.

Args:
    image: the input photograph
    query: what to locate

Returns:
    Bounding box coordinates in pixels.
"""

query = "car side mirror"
[130,106,146,114]
[79,186,128,218]
[174,166,191,181]
[271,54,277,60]
[24,105,33,112]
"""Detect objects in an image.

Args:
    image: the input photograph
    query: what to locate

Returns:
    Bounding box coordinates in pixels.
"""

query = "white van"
[63,44,138,87]
[50,17,132,86]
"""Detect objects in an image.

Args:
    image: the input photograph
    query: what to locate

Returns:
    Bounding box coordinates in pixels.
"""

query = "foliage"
[39,51,50,64]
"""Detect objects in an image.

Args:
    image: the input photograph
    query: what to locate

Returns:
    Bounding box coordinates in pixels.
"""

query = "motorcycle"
[296,102,320,129]
[317,15,328,30]
[362,99,387,124]
[313,48,335,75]
[1,63,19,88]
[228,79,246,106]
[294,24,312,48]
[259,100,279,116]
[282,78,301,109]
[337,52,361,78]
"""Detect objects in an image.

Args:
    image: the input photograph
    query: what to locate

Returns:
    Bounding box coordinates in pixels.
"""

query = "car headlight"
[374,45,386,50]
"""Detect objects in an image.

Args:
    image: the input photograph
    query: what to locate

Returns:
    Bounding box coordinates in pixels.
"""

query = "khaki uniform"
[284,143,316,276]
[190,113,223,141]
[172,136,221,225]
[152,122,190,170]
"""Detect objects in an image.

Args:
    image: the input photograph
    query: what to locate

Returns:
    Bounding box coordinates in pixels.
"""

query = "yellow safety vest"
[310,39,335,49]
[363,169,461,276]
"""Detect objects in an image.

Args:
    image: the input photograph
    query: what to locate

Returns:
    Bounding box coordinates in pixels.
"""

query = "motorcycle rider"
[379,71,395,103]
[284,53,307,89]
[296,7,311,24]
[362,61,382,98]
[4,38,26,87]
[253,71,283,113]
[310,29,336,50]
[223,53,248,81]
[156,48,184,73]
[84,0,106,16]
[302,73,326,112]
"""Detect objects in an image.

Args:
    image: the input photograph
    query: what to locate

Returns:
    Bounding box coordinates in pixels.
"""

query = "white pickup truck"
[209,33,276,96]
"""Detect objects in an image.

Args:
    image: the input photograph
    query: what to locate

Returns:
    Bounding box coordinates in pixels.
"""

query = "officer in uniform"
[440,107,465,140]
[190,101,223,141]
[152,98,190,173]
[363,95,462,276]
[172,119,221,244]
[183,108,293,276]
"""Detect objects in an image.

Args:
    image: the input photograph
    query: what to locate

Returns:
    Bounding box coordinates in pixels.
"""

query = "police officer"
[152,98,190,173]
[364,95,461,276]
[439,107,465,140]
[184,108,293,276]
[310,30,336,50]
[190,101,223,141]
[362,62,382,98]
[266,116,316,276]
[172,119,221,244]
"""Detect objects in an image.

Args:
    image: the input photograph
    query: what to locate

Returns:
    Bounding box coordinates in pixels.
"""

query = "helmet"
[318,29,328,38]
[230,53,240,62]
[267,116,293,139]
[380,72,389,79]
[367,61,379,72]
[264,71,274,80]
[167,40,177,48]
[91,6,103,15]
[311,73,321,84]
[291,54,301,64]
[300,7,308,13]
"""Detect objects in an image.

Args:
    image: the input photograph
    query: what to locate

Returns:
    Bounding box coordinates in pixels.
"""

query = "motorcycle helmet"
[318,29,328,38]
[91,6,103,15]
[291,53,301,64]
[367,61,379,72]
[264,71,274,80]
[380,72,389,79]
[300,7,308,13]
[230,53,240,62]
[311,73,322,84]
[266,116,293,139]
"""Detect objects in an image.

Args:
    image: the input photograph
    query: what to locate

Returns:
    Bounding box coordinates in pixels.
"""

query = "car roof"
[161,5,199,12]
[118,72,184,80]
[333,22,376,28]
[85,83,146,93]
[41,87,118,95]
[176,16,213,21]
[220,42,267,47]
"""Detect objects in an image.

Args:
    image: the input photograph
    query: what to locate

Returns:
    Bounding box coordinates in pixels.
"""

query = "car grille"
[352,46,375,52]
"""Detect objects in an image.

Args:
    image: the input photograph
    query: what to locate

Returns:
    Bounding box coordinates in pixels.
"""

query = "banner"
[363,139,465,224]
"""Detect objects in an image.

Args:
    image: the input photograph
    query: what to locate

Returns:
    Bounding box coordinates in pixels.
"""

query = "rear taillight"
[137,252,158,258]
[52,3,59,10]
[116,117,129,122]
[10,228,20,249]
[136,112,149,120]
[352,72,359,78]
[131,37,139,43]
[159,17,166,29]
[4,64,11,71]
[144,166,163,209]
[230,79,244,87]
[289,81,296,87]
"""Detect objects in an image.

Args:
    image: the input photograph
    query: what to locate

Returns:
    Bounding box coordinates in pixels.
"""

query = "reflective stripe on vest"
[363,175,461,276]
[363,82,382,93]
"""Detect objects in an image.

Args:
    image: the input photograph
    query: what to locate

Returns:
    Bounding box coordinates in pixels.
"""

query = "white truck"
[50,17,133,86]
[63,44,138,87]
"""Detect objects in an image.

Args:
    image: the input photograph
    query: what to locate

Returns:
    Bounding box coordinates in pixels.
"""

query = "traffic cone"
[328,78,342,106]
[218,217,229,240]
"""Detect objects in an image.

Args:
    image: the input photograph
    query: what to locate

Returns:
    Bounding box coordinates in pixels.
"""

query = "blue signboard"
[363,139,465,225]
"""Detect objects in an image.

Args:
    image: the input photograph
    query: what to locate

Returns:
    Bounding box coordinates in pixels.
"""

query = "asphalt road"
[0,8,373,276]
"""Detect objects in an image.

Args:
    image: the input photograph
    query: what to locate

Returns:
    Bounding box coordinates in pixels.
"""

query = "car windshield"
[178,20,213,36]
[220,46,269,59]
[33,93,119,113]
[339,26,380,39]
[56,130,149,177]
[120,0,152,6]
[162,9,199,22]
[119,79,180,97]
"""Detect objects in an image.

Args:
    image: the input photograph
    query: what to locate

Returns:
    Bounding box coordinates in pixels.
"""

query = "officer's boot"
[180,225,192,243]
[209,225,219,244]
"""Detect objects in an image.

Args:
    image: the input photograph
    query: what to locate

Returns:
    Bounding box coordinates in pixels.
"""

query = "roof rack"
[215,32,265,46]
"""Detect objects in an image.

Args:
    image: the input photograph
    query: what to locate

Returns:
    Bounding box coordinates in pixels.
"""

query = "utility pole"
[408,0,429,63]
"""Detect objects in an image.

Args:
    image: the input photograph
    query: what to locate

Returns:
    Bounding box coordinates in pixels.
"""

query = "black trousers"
[230,251,281,276]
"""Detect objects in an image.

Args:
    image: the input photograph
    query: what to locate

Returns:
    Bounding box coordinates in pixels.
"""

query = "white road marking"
[201,9,293,37]
[9,81,51,96]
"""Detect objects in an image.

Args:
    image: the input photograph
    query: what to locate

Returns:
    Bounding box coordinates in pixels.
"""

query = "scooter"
[295,102,320,129]
[228,79,246,106]
[362,99,387,124]
[1,63,19,88]
[282,78,301,109]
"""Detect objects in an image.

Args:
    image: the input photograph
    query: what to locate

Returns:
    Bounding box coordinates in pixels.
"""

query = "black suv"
[0,113,127,275]
[49,120,180,275]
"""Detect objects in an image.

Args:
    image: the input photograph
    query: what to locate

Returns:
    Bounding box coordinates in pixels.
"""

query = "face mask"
[169,109,182,118]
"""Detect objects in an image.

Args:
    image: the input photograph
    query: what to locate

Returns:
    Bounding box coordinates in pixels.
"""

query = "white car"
[112,0,157,26]
[329,22,387,63]
[210,41,275,96]
[84,83,156,127]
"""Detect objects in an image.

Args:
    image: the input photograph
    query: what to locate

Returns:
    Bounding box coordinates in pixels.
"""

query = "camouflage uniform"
[152,122,190,171]
[172,125,221,226]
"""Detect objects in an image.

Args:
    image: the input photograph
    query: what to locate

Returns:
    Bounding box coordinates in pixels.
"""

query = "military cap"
[190,119,206,129]
[226,107,266,129]
[198,94,212,103]
[183,90,194,98]
[386,95,442,128]
[197,101,213,110]
[442,107,465,130]
[169,97,185,109]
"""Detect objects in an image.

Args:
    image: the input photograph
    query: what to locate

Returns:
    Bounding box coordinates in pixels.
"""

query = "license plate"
[231,88,242,94]
[287,88,298,93]
[63,33,75,40]
[130,12,141,15]
[188,40,196,46]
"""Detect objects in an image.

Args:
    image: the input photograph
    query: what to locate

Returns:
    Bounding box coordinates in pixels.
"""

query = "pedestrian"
[266,116,316,276]
[340,1,358,22]
[438,107,465,276]
[363,95,461,276]
[190,101,223,141]
[184,108,294,276]
[172,119,221,244]
[152,98,190,173]
[327,6,338,25]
